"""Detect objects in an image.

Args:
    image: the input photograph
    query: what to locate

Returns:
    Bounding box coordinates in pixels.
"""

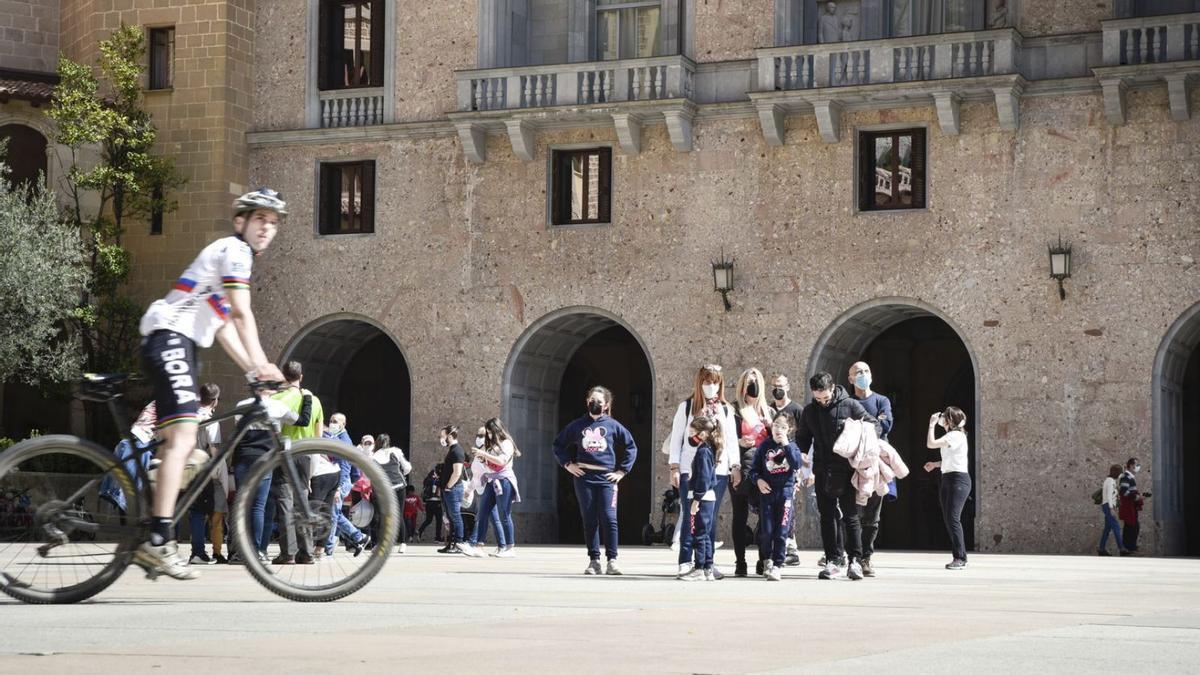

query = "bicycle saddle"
[80,373,130,401]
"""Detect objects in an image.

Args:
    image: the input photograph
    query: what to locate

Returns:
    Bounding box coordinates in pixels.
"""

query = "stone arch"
[1152,301,1200,555]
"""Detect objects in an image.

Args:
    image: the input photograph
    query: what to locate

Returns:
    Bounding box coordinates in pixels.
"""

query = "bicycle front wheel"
[230,438,400,602]
[0,435,142,604]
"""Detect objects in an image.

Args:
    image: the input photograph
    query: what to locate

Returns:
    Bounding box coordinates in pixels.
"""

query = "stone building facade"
[6,0,1200,555]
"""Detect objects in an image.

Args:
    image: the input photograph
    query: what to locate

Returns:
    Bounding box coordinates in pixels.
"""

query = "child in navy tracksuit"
[750,415,803,580]
[681,414,724,581]
[552,386,638,575]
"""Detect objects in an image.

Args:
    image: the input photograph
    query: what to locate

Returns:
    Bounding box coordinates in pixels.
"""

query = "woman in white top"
[371,433,412,552]
[925,406,971,570]
[1098,464,1126,556]
[463,417,521,558]
[667,364,740,578]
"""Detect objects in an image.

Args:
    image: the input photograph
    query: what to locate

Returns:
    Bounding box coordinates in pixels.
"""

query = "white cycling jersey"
[139,235,253,348]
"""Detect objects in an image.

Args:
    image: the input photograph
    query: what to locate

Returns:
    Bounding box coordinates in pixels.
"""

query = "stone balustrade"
[1102,11,1200,65]
[318,87,387,128]
[755,28,1020,92]
[455,54,695,112]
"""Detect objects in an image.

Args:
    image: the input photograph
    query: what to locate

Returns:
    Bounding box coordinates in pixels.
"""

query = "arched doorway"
[0,124,48,189]
[280,315,412,456]
[502,308,654,545]
[1153,302,1200,556]
[808,298,980,553]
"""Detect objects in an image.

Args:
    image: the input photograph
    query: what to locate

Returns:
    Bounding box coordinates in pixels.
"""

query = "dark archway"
[0,124,48,189]
[280,316,411,457]
[1153,302,1200,556]
[809,298,981,553]
[503,309,655,545]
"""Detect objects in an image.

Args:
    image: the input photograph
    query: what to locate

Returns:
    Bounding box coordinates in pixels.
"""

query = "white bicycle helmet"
[233,187,288,216]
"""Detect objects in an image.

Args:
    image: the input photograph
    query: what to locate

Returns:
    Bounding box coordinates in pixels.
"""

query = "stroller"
[642,486,680,545]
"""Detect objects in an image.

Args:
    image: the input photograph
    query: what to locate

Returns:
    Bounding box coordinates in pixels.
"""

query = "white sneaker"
[397,543,407,554]
[134,541,199,581]
[489,547,503,557]
[670,541,679,552]
[605,560,623,576]
[677,562,694,578]
[584,560,603,575]
[710,565,724,580]
[767,566,782,581]
[459,543,484,558]
[847,561,864,581]
[679,567,705,582]
[495,548,516,558]
[714,541,724,550]
[819,562,842,580]
[762,560,775,578]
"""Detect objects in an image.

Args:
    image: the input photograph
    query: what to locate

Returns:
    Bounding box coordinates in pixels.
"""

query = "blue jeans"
[692,499,716,569]
[1100,504,1124,553]
[233,459,273,554]
[678,473,694,565]
[470,478,514,547]
[575,477,619,561]
[325,489,365,554]
[759,487,794,566]
[444,483,465,543]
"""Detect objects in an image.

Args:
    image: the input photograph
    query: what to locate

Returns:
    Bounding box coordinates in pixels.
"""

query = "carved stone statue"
[988,0,1009,29]
[819,1,842,43]
[892,0,912,37]
[840,12,859,42]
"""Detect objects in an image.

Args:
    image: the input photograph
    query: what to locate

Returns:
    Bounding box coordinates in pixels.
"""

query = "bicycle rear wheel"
[0,435,142,604]
[230,439,400,602]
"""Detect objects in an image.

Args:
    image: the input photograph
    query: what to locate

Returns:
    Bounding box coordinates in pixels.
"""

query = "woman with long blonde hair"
[730,367,773,576]
[666,364,740,578]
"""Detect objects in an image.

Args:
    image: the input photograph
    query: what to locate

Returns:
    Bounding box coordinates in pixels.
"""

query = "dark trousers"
[575,478,619,561]
[418,501,443,539]
[861,493,883,560]
[939,471,971,562]
[265,467,312,557]
[444,483,465,543]
[677,474,694,565]
[188,507,208,557]
[730,490,758,566]
[759,487,794,566]
[404,514,418,540]
[691,499,716,569]
[1122,518,1140,552]
[815,469,863,563]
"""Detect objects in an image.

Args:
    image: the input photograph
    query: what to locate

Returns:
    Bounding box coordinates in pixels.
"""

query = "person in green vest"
[264,360,324,564]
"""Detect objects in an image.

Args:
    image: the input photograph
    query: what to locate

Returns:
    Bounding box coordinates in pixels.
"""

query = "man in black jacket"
[794,372,881,581]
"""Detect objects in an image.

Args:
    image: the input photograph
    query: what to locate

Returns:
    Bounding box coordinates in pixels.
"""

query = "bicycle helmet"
[233,187,288,217]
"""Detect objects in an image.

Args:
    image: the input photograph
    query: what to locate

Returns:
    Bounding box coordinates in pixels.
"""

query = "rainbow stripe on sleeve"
[221,276,250,290]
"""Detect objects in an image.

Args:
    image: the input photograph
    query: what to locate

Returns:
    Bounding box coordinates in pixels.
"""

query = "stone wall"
[245,85,1200,554]
[0,0,61,73]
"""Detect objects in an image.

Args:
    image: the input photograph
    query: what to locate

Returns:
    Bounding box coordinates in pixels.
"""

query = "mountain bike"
[0,374,399,604]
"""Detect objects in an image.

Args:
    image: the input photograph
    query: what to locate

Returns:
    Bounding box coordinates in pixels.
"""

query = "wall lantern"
[1048,235,1072,300]
[712,250,735,311]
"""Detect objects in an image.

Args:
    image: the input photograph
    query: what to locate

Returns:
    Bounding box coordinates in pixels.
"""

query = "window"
[551,148,612,226]
[1117,0,1200,18]
[858,129,926,211]
[785,0,995,45]
[319,0,384,90]
[596,0,662,60]
[148,27,174,90]
[319,161,376,235]
[150,184,164,235]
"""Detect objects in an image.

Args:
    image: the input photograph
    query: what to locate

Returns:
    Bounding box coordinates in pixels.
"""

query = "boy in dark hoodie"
[679,415,724,582]
[751,415,803,581]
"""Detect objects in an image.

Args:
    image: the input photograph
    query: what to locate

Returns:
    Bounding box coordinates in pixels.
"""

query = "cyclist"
[133,188,288,580]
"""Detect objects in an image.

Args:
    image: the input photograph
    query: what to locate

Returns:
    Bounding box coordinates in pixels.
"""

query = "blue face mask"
[854,373,871,390]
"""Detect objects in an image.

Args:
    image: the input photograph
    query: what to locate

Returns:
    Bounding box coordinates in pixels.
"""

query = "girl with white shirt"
[1098,464,1126,556]
[667,364,740,578]
[371,433,412,553]
[925,406,971,570]
[463,417,521,558]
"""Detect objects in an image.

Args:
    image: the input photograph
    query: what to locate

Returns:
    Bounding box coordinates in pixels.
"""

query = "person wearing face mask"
[732,367,773,576]
[678,415,726,582]
[750,415,803,581]
[848,362,893,578]
[1118,457,1150,555]
[319,413,372,558]
[553,386,639,575]
[463,419,521,558]
[924,406,970,570]
[667,365,740,578]
[436,426,467,554]
[766,373,805,568]
[794,372,881,581]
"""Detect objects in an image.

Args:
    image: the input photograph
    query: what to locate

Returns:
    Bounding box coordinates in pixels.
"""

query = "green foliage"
[0,430,42,453]
[0,153,89,386]
[46,24,186,374]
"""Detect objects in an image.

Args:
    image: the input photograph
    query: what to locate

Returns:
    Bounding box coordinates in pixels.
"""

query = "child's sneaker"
[584,559,602,575]
[679,567,705,582]
[767,566,782,581]
[676,563,694,578]
[703,567,716,581]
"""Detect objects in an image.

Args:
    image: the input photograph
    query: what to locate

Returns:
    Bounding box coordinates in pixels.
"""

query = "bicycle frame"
[97,388,317,531]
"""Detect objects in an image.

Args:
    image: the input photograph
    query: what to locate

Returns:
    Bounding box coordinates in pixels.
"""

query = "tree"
[0,155,89,389]
[47,24,184,375]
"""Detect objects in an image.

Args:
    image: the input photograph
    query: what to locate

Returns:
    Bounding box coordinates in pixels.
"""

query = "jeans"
[691,499,716,569]
[328,490,365,552]
[1099,504,1124,553]
[815,469,862,563]
[759,486,794,566]
[861,493,884,559]
[470,478,515,548]
[939,471,972,562]
[233,459,273,554]
[575,477,619,561]
[444,483,465,543]
[188,507,208,557]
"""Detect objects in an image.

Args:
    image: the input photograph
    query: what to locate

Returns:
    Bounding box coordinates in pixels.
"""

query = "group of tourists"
[428,419,522,558]
[1096,458,1149,556]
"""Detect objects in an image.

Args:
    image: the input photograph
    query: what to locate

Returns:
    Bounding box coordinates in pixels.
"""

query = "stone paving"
[1,545,1198,674]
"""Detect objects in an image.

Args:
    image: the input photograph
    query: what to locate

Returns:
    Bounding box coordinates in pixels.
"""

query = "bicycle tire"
[230,439,400,602]
[0,435,141,604]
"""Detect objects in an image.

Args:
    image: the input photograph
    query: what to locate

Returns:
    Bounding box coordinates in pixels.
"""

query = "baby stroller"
[642,486,680,545]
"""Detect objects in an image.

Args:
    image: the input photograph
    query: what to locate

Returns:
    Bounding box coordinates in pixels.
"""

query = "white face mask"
[439,438,448,447]
[474,437,485,448]
[328,423,341,434]
[702,383,720,399]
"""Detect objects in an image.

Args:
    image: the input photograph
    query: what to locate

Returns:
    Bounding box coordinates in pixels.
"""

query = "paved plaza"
[1,545,1198,674]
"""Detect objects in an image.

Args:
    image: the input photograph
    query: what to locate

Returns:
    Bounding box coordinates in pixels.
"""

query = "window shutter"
[910,129,926,209]
[550,151,565,225]
[597,148,612,223]
[318,1,330,91]
[858,133,874,211]
[318,163,332,234]
[370,0,385,86]
[361,161,376,233]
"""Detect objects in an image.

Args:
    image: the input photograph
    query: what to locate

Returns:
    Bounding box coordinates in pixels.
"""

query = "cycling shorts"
[140,330,200,429]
